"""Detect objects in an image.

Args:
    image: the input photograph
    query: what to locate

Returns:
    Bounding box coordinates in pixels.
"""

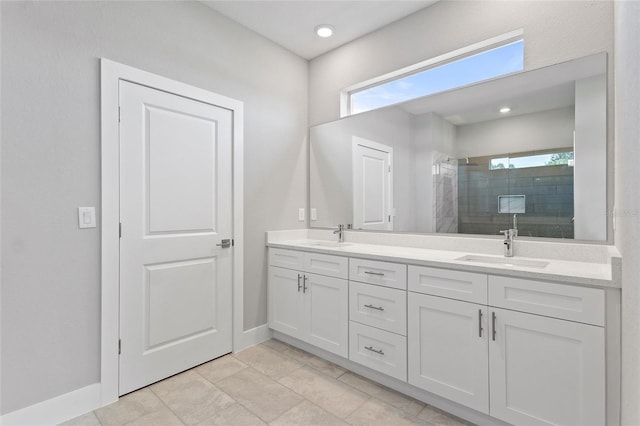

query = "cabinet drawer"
[304,252,348,279]
[488,276,605,326]
[350,258,407,290]
[269,248,304,270]
[408,265,487,304]
[349,321,407,381]
[349,282,407,336]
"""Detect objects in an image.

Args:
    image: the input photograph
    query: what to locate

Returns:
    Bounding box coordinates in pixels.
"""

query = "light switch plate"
[298,208,305,221]
[311,208,317,221]
[78,207,96,229]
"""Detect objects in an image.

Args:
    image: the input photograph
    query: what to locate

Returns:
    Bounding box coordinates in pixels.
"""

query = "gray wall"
[0,1,308,414]
[614,2,640,425]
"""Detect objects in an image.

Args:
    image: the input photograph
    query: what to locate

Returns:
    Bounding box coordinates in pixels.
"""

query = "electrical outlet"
[298,208,305,221]
[311,208,317,221]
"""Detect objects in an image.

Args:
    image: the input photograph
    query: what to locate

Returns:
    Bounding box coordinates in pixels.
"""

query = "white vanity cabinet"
[348,258,408,381]
[407,268,490,413]
[268,248,349,357]
[407,265,606,426]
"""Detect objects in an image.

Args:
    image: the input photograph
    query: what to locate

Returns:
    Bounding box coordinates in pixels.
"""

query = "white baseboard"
[1,383,101,426]
[234,323,272,352]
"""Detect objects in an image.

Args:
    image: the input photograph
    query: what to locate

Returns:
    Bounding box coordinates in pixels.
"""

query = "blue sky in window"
[351,40,525,114]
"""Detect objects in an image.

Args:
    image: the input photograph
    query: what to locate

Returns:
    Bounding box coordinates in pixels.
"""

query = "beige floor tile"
[271,400,349,426]
[125,407,184,426]
[59,411,102,426]
[196,355,248,383]
[417,406,472,426]
[281,345,317,364]
[95,388,165,426]
[260,339,290,353]
[346,398,422,426]
[278,366,369,419]
[150,370,235,425]
[338,372,425,416]
[196,403,266,425]
[234,344,302,380]
[305,356,347,379]
[215,367,303,422]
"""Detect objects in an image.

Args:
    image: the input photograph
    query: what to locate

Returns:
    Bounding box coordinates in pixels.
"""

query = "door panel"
[408,293,489,414]
[489,308,605,426]
[119,81,233,395]
[305,273,349,357]
[268,267,305,339]
[147,105,217,233]
[353,137,393,230]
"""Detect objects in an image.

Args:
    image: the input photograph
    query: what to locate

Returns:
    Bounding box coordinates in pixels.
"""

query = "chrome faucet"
[333,224,345,243]
[500,228,518,257]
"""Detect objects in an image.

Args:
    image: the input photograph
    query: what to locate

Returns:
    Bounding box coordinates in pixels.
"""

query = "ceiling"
[201,1,438,60]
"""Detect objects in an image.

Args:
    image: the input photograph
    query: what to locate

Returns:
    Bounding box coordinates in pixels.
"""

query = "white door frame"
[100,59,244,406]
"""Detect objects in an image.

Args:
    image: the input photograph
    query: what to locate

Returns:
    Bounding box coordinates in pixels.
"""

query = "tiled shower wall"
[457,155,574,238]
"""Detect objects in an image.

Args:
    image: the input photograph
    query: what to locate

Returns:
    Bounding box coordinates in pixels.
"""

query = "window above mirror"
[343,31,524,116]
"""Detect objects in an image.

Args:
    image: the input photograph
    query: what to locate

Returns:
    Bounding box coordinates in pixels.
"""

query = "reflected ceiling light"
[315,24,335,38]
[499,107,512,113]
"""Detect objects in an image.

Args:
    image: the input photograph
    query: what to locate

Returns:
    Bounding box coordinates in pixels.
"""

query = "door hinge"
[118,106,121,123]
[232,239,235,247]
[119,222,122,238]
[388,215,391,222]
[118,339,122,355]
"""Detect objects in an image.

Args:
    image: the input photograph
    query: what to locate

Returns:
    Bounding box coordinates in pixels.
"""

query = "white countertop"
[266,233,620,289]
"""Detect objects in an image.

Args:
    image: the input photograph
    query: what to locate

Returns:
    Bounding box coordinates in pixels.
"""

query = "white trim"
[100,59,244,407]
[339,29,525,117]
[235,324,273,351]
[0,384,101,426]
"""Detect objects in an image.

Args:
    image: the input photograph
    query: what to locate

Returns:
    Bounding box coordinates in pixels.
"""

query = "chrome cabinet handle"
[479,309,483,338]
[364,271,385,276]
[303,275,308,293]
[492,312,497,341]
[297,274,302,292]
[364,304,384,311]
[364,346,384,355]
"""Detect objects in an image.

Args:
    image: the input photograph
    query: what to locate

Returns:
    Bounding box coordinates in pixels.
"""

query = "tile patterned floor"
[61,339,473,426]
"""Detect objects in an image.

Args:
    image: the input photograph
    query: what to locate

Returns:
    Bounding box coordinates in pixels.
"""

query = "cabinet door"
[304,273,349,357]
[489,308,605,426]
[268,267,305,340]
[408,293,489,414]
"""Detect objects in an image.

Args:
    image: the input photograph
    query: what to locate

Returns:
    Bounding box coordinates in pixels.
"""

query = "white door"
[408,293,489,414]
[268,267,305,340]
[305,273,349,357]
[352,137,393,230]
[489,308,605,426]
[119,81,233,395]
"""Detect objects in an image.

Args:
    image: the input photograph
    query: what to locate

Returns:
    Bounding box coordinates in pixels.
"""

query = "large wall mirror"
[310,53,607,241]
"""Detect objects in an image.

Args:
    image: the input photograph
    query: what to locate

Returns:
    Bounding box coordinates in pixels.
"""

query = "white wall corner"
[234,324,272,352]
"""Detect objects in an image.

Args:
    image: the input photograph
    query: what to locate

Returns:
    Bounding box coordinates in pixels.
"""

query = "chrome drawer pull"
[297,274,302,292]
[364,345,385,355]
[364,304,384,311]
[364,271,385,276]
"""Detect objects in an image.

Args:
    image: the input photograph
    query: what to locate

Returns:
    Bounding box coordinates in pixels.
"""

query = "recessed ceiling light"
[499,107,511,113]
[315,25,335,38]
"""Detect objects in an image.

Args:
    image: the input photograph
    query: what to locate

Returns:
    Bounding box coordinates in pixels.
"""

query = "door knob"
[216,239,232,248]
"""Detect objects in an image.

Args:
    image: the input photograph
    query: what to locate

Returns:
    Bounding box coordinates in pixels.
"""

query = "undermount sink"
[456,254,549,269]
[304,241,352,248]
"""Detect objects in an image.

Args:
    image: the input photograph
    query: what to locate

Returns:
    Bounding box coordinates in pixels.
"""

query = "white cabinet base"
[273,331,512,426]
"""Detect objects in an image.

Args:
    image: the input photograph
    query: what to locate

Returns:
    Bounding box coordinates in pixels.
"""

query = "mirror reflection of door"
[352,136,393,230]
